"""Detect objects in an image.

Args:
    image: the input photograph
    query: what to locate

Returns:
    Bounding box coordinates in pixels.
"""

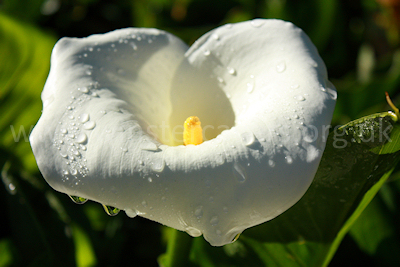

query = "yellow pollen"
[183,116,203,145]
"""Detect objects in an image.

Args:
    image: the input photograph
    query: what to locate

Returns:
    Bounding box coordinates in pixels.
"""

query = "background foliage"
[1,0,400,266]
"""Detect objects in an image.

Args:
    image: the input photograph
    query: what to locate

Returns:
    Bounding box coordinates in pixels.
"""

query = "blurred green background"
[1,0,400,266]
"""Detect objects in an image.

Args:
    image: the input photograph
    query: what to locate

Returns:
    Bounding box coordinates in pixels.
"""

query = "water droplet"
[227,67,236,75]
[102,204,120,216]
[79,113,90,123]
[285,156,293,164]
[241,132,255,146]
[276,61,286,73]
[142,142,158,151]
[294,95,305,101]
[68,115,75,120]
[203,50,210,56]
[85,70,92,76]
[185,227,202,237]
[151,157,165,172]
[68,134,75,139]
[268,160,275,167]
[148,177,153,182]
[121,147,128,152]
[125,209,137,218]
[69,195,88,204]
[71,168,78,175]
[60,128,68,134]
[210,216,219,225]
[212,33,219,40]
[250,20,264,28]
[83,121,96,130]
[291,84,300,89]
[195,206,203,218]
[130,42,137,50]
[233,162,247,183]
[76,133,88,144]
[60,151,68,158]
[63,170,69,175]
[293,114,299,119]
[117,68,126,76]
[142,200,147,207]
[217,77,224,83]
[327,88,337,100]
[246,82,254,93]
[78,87,89,93]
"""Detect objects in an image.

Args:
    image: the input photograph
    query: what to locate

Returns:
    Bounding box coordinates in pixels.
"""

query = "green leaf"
[0,12,56,173]
[160,112,400,266]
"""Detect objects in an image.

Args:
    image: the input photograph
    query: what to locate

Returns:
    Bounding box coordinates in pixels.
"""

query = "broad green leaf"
[0,12,56,173]
[160,112,400,267]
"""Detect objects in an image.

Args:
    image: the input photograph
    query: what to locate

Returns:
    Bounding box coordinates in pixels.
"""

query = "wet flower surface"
[30,19,336,246]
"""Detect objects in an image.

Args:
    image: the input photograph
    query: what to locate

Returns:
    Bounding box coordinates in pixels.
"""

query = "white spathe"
[30,19,336,246]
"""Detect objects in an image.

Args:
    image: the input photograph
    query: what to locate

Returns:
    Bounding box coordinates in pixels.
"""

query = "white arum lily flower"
[30,19,336,246]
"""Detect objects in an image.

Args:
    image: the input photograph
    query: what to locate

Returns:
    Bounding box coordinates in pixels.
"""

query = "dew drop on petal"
[76,133,88,144]
[327,88,337,100]
[227,67,236,75]
[69,195,88,204]
[103,205,120,216]
[268,160,275,167]
[276,61,286,73]
[60,128,68,134]
[195,206,203,218]
[79,113,90,123]
[241,132,255,146]
[83,121,96,130]
[250,19,264,28]
[125,209,137,218]
[151,157,165,172]
[142,142,158,151]
[210,216,219,226]
[117,68,126,76]
[185,227,202,237]
[233,162,247,183]
[78,87,89,93]
[70,169,78,175]
[294,95,305,101]
[212,33,219,40]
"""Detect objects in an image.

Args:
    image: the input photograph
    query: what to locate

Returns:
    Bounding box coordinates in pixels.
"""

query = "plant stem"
[164,229,193,267]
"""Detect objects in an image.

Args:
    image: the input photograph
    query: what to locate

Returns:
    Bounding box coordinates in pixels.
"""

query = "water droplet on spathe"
[241,132,255,146]
[233,162,247,183]
[251,20,264,28]
[246,82,254,93]
[117,69,126,76]
[83,121,96,130]
[203,50,210,56]
[268,160,275,167]
[78,87,89,93]
[227,67,236,75]
[276,61,286,73]
[102,204,120,216]
[185,227,202,237]
[79,113,90,123]
[195,206,203,218]
[125,209,137,218]
[69,195,88,204]
[294,95,305,101]
[210,216,219,225]
[76,133,88,144]
[285,156,293,164]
